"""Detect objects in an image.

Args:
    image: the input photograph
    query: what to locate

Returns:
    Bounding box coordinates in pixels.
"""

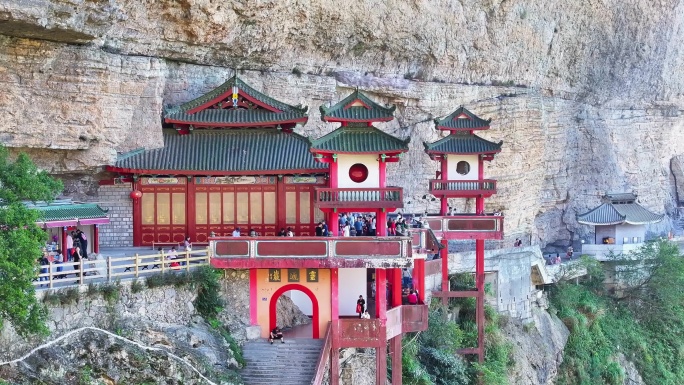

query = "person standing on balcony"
[286,227,294,237]
[232,228,241,237]
[370,216,377,236]
[354,217,364,236]
[66,232,74,262]
[315,222,323,236]
[407,290,418,305]
[356,295,366,318]
[77,230,88,259]
[342,222,350,237]
[321,220,329,236]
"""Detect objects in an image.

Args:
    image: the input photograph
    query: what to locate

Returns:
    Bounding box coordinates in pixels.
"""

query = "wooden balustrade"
[314,187,403,208]
[424,215,504,240]
[210,236,413,269]
[33,249,211,290]
[429,179,497,197]
[311,323,333,385]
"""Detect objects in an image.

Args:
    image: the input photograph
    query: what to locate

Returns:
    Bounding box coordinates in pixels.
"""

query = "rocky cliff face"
[0,0,683,246]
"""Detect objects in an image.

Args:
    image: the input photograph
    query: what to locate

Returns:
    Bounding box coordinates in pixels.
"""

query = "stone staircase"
[240,339,325,385]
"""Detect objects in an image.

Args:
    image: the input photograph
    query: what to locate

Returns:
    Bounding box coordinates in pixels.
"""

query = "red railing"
[311,322,332,385]
[424,215,504,240]
[429,179,497,197]
[314,187,403,208]
[210,236,413,269]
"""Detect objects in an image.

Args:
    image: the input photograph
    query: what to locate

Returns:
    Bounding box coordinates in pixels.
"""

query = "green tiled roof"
[165,109,307,126]
[164,75,308,126]
[424,132,502,154]
[113,129,326,172]
[319,90,395,123]
[33,203,109,222]
[435,106,491,130]
[309,126,409,154]
[577,202,664,225]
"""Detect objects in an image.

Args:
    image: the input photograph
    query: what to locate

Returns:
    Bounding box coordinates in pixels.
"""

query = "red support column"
[61,227,67,254]
[391,335,403,385]
[249,269,258,325]
[414,258,426,303]
[441,238,449,305]
[328,211,338,236]
[376,341,387,385]
[441,157,449,215]
[331,268,339,320]
[376,210,387,236]
[187,177,196,241]
[93,225,100,254]
[392,268,402,308]
[375,268,387,320]
[331,322,340,385]
[132,179,142,246]
[379,158,387,188]
[476,238,485,363]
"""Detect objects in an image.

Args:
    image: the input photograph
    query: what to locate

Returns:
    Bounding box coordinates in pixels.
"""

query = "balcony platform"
[429,179,497,198]
[210,236,413,269]
[424,215,504,240]
[314,187,403,210]
[333,304,429,348]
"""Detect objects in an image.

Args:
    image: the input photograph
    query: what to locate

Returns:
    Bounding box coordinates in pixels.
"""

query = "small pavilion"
[577,192,664,259]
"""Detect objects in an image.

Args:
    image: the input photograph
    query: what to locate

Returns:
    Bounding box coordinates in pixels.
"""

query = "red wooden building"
[424,106,503,363]
[104,75,503,383]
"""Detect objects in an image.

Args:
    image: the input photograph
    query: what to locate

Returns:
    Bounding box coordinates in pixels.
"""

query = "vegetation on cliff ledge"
[551,240,684,385]
[400,274,513,385]
[0,145,63,337]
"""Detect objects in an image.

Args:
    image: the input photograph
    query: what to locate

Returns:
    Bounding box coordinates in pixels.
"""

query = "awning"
[29,202,110,229]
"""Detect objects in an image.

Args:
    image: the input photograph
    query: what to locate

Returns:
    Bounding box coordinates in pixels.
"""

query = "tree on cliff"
[0,145,63,337]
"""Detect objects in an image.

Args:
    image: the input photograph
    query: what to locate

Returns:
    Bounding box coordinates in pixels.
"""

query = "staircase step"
[240,338,325,385]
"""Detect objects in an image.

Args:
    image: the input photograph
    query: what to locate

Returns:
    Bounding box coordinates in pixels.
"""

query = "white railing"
[33,249,211,290]
[581,243,643,261]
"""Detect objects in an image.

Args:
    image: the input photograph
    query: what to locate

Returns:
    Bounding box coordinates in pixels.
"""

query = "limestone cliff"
[0,0,683,246]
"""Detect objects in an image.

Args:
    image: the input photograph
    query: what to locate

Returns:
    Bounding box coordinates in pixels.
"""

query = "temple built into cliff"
[99,75,504,384]
[577,193,664,260]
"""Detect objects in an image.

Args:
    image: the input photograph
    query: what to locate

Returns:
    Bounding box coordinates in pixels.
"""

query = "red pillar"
[441,157,449,215]
[476,238,485,363]
[441,239,449,305]
[186,176,196,240]
[375,268,387,320]
[249,269,258,325]
[61,227,67,253]
[414,258,426,303]
[390,335,403,385]
[392,268,402,307]
[377,210,387,236]
[331,324,340,385]
[328,211,338,236]
[93,225,100,253]
[377,341,387,385]
[331,268,339,320]
[379,158,387,188]
[132,179,142,246]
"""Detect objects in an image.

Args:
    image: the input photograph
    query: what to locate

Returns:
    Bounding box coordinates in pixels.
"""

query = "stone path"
[240,338,324,385]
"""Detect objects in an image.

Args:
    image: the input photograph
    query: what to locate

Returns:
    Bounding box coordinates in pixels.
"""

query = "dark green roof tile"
[33,203,109,222]
[309,126,409,154]
[577,202,663,225]
[165,109,307,126]
[434,106,491,130]
[164,76,308,126]
[114,130,326,172]
[424,132,502,154]
[319,90,395,123]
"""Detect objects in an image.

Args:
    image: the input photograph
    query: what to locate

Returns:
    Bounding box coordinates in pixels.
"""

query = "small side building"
[577,193,664,260]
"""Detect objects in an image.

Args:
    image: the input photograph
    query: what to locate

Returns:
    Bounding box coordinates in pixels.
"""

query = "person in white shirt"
[342,223,350,237]
[232,228,241,237]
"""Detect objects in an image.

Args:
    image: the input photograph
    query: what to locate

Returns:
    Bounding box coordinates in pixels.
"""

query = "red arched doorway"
[269,284,320,339]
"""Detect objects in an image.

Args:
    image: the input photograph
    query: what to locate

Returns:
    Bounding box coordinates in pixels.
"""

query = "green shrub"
[130,279,144,293]
[192,266,224,320]
[145,273,165,289]
[61,287,80,305]
[86,282,98,297]
[98,282,120,303]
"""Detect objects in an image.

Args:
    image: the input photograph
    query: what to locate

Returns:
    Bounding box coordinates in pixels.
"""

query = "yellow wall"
[256,268,331,338]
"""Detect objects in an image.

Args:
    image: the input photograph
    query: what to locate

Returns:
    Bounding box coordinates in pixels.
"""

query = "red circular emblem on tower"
[348,163,369,183]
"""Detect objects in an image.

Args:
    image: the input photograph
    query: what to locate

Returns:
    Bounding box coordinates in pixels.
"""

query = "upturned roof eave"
[164,116,309,127]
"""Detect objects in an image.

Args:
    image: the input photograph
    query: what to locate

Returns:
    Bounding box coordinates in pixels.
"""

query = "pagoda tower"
[423,106,503,363]
[311,89,409,235]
